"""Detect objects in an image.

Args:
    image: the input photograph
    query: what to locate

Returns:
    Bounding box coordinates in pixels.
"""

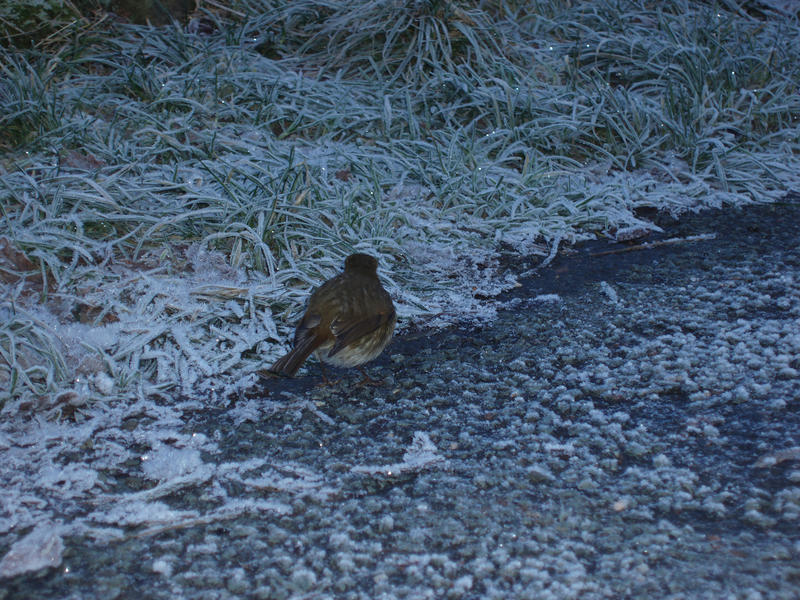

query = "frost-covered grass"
[1,0,799,412]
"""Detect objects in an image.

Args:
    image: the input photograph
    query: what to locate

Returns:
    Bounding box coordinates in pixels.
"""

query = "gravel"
[2,200,799,599]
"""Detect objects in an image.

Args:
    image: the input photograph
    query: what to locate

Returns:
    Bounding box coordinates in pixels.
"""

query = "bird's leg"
[357,367,383,386]
[317,362,340,386]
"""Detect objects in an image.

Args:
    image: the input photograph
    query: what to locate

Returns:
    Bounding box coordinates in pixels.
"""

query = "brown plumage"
[268,253,396,378]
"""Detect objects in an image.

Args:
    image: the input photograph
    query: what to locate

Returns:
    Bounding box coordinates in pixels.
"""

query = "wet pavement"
[2,197,800,599]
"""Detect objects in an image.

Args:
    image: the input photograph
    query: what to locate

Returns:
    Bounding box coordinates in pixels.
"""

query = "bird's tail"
[267,335,323,377]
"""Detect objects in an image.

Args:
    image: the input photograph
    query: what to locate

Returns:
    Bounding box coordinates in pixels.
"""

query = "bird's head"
[344,253,379,274]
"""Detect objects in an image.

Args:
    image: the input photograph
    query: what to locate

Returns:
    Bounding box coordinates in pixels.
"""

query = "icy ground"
[1,201,799,598]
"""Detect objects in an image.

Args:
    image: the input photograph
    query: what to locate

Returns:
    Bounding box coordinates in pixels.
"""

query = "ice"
[0,523,64,579]
[93,372,114,395]
[599,281,619,303]
[290,567,317,591]
[89,501,199,528]
[352,431,445,476]
[38,463,99,498]
[233,465,338,501]
[151,557,173,576]
[451,574,474,594]
[140,445,204,482]
[378,515,394,532]
[534,293,561,303]
[171,325,214,378]
[226,398,262,425]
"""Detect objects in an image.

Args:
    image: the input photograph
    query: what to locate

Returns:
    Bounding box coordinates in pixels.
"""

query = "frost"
[152,557,174,577]
[599,281,619,304]
[754,447,800,468]
[0,523,64,579]
[231,465,338,501]
[89,501,198,528]
[451,574,474,594]
[290,567,317,590]
[38,464,99,498]
[140,446,204,482]
[93,372,114,395]
[352,432,445,476]
[226,399,263,425]
[0,2,798,598]
[378,515,395,532]
[527,465,555,483]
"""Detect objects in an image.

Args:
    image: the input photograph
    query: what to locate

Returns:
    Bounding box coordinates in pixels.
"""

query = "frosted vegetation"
[1,0,799,412]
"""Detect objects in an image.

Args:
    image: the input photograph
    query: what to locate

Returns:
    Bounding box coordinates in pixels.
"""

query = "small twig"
[590,233,717,257]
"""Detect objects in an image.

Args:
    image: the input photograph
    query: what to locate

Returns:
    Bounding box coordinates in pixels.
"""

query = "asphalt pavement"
[3,197,800,599]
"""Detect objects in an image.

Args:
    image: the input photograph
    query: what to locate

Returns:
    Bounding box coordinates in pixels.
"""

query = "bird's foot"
[257,368,286,380]
[315,363,341,387]
[357,367,384,386]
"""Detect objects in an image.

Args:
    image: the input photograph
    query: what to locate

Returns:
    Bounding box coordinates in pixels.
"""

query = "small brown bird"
[268,253,396,380]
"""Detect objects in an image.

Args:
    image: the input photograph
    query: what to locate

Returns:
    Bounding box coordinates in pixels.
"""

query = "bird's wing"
[293,311,321,342]
[327,307,395,358]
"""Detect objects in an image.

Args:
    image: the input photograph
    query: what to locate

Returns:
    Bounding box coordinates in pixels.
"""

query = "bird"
[267,253,396,381]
